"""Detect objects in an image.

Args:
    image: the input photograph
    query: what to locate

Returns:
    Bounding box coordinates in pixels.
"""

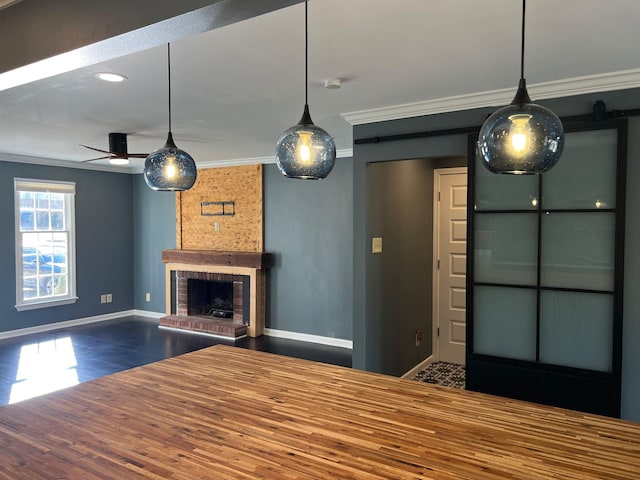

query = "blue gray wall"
[264,161,353,339]
[132,161,356,342]
[0,161,134,332]
[622,115,640,422]
[352,88,640,421]
[132,175,175,312]
[365,157,466,376]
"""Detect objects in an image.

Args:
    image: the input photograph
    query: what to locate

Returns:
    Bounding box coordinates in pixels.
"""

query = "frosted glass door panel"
[475,214,537,285]
[475,155,538,210]
[541,212,615,291]
[474,286,536,361]
[539,291,613,372]
[542,129,617,210]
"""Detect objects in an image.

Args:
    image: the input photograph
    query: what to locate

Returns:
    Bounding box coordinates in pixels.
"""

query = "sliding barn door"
[466,119,626,417]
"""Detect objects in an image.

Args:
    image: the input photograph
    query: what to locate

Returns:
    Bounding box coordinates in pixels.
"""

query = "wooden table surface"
[0,344,638,479]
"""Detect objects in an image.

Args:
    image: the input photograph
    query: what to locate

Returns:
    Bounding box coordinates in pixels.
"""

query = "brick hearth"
[160,315,247,337]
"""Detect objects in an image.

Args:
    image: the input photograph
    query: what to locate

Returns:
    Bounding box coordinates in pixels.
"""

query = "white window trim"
[14,178,78,310]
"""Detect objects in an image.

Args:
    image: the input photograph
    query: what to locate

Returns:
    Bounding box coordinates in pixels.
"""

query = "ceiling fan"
[81,132,148,165]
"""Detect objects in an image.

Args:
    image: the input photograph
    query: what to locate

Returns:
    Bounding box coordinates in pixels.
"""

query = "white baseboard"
[264,328,353,349]
[0,313,353,351]
[132,309,165,319]
[401,354,435,379]
[0,310,139,340]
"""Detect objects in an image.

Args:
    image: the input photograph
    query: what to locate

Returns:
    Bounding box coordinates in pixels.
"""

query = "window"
[14,178,77,310]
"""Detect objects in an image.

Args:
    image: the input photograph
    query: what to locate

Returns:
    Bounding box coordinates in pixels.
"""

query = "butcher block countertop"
[0,345,638,479]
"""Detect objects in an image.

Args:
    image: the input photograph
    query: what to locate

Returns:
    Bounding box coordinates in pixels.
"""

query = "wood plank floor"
[0,345,638,479]
[0,316,351,407]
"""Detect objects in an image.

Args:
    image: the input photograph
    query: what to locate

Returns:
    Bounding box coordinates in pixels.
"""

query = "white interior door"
[433,167,468,365]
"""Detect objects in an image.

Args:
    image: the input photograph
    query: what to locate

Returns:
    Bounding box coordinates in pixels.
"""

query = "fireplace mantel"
[162,250,272,269]
[161,250,272,338]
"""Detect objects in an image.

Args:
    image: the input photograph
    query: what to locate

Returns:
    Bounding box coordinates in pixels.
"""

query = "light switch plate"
[372,237,383,254]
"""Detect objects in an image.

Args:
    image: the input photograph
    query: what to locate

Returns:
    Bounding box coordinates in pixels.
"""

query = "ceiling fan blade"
[127,153,149,158]
[81,155,111,163]
[80,144,112,154]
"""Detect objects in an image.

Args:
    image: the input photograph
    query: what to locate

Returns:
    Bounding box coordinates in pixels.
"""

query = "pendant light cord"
[167,43,172,133]
[304,0,308,106]
[520,0,526,80]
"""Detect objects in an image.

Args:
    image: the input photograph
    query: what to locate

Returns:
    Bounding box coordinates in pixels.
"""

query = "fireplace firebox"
[188,279,234,319]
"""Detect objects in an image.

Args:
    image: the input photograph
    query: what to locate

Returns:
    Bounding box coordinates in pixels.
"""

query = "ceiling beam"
[0,0,301,90]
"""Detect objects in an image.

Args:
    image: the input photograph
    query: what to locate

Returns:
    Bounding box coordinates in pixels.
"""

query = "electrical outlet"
[106,293,112,303]
[145,292,151,302]
[415,330,422,347]
[214,221,220,232]
[100,294,106,304]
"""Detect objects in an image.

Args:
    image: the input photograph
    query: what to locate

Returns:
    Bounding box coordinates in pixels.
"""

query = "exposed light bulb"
[509,114,533,157]
[531,197,538,207]
[165,160,177,179]
[595,200,602,209]
[296,131,313,164]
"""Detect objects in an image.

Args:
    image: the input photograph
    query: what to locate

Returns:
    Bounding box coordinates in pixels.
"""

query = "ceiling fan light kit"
[275,0,336,180]
[81,132,148,164]
[107,132,130,164]
[143,43,197,192]
[109,157,130,165]
[477,0,564,174]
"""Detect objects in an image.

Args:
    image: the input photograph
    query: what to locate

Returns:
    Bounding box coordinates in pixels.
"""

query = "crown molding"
[342,68,640,126]
[3,149,354,175]
[0,152,132,173]
[130,155,274,173]
[194,148,354,170]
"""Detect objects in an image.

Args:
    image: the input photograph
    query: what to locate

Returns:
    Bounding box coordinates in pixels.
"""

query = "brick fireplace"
[159,250,272,338]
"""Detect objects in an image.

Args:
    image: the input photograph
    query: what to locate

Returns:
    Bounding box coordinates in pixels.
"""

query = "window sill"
[15,297,79,311]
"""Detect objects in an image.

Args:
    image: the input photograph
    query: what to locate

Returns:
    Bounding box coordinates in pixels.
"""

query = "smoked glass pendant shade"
[276,105,336,179]
[478,80,564,174]
[144,132,197,191]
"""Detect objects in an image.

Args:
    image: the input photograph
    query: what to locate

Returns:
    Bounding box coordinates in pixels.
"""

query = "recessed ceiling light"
[95,72,127,83]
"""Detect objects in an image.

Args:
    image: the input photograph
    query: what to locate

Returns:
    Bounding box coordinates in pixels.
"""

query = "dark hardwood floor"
[0,316,352,407]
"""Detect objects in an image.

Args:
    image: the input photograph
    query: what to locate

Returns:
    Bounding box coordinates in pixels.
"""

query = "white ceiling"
[1,0,640,171]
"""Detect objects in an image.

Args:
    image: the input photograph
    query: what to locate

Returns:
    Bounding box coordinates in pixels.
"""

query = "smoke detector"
[324,78,342,89]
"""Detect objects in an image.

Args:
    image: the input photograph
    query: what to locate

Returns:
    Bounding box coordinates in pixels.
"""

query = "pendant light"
[275,0,336,180]
[144,44,197,191]
[477,0,564,174]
